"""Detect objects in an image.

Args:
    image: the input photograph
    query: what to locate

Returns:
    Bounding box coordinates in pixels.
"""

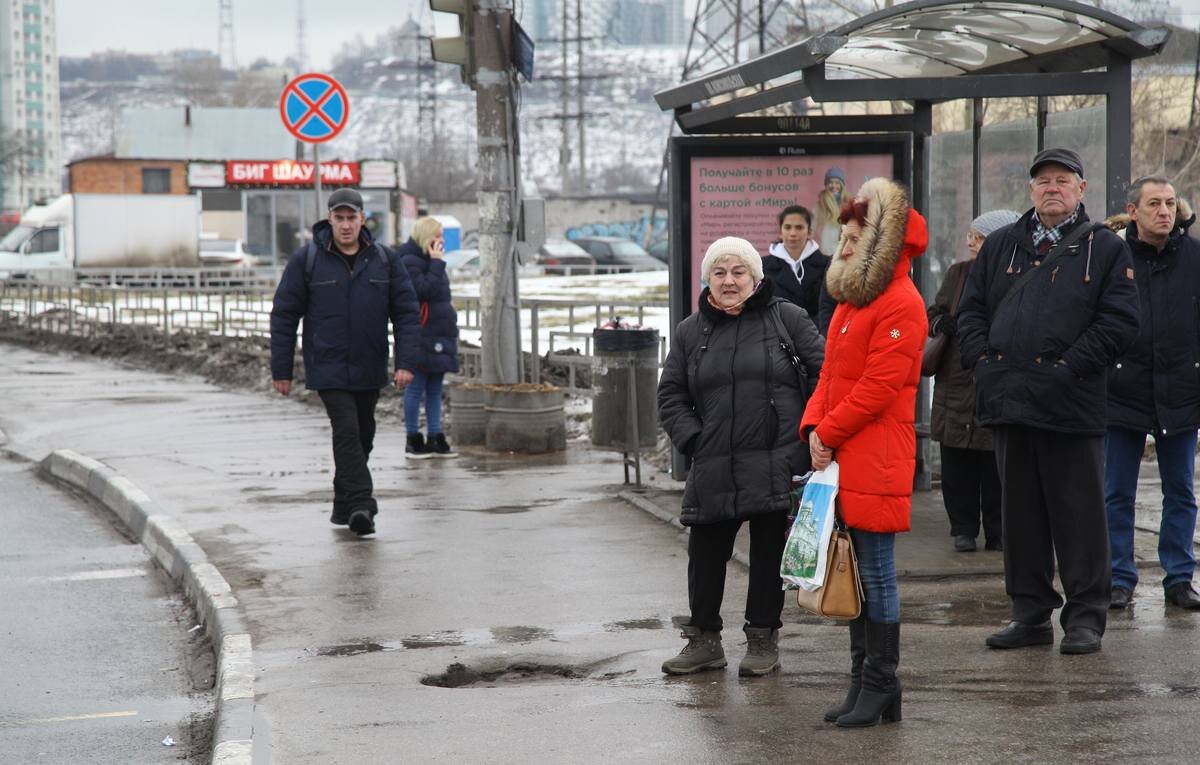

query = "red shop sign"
[226,160,360,186]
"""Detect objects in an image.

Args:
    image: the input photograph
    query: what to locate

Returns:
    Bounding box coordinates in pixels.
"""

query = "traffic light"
[429,0,476,86]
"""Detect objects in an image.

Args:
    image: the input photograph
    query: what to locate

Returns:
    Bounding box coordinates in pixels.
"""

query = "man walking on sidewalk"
[957,148,1139,655]
[1103,177,1200,611]
[270,188,421,536]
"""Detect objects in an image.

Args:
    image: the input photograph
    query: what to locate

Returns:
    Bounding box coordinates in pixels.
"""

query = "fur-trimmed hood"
[824,177,927,307]
[1104,197,1194,233]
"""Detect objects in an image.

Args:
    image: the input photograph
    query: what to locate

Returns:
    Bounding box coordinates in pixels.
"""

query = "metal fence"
[0,279,669,397]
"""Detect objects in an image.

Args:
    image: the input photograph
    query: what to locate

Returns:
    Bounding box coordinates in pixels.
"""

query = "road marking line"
[0,710,138,727]
[39,568,147,582]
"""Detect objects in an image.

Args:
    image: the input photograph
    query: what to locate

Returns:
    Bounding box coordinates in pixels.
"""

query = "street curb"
[618,491,752,569]
[38,449,254,765]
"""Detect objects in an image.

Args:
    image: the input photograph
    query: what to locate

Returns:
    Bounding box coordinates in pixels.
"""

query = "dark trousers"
[319,389,381,516]
[687,511,789,633]
[994,425,1109,634]
[940,443,1002,542]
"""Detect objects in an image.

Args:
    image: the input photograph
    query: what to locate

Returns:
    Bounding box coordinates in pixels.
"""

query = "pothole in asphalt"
[491,625,553,643]
[420,661,586,688]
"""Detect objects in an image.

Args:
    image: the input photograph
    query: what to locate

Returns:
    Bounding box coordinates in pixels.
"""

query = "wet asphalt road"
[0,454,212,763]
[4,343,1200,763]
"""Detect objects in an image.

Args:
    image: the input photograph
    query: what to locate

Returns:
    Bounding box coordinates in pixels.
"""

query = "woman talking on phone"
[397,216,459,459]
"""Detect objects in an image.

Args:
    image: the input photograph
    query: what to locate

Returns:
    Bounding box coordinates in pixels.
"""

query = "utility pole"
[431,0,522,384]
[473,0,522,384]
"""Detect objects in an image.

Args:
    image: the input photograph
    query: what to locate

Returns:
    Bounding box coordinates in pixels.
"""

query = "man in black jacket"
[957,148,1139,655]
[1104,177,1200,611]
[270,188,421,537]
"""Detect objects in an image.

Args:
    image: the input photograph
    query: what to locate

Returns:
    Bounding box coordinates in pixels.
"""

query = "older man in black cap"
[957,148,1139,655]
[270,188,421,537]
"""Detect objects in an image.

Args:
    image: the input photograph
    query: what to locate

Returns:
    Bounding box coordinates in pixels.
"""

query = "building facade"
[0,0,63,212]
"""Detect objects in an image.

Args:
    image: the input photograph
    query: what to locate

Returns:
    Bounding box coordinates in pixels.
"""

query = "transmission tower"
[537,0,611,195]
[648,0,812,236]
[218,0,237,71]
[296,0,309,72]
[414,10,440,195]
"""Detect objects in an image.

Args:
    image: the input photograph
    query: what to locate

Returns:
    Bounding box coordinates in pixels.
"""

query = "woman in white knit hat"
[657,236,824,678]
[926,210,1020,553]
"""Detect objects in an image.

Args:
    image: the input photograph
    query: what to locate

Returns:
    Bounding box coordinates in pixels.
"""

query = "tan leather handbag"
[795,529,863,620]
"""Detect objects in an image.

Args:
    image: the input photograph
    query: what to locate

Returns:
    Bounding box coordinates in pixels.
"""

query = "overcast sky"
[55,0,1200,71]
[55,0,454,69]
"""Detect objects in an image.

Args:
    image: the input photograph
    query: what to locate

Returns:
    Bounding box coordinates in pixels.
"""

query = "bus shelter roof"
[655,0,1169,128]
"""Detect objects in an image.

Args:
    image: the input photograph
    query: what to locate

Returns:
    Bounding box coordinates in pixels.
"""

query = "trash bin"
[591,327,659,450]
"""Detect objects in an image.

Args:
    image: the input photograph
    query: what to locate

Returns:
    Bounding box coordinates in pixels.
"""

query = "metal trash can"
[591,327,660,467]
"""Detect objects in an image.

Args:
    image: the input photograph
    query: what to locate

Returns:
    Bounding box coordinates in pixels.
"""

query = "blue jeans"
[1105,426,1199,591]
[403,370,445,435]
[850,529,899,623]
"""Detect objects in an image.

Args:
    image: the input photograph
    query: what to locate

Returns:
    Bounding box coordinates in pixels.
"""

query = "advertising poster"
[689,152,895,291]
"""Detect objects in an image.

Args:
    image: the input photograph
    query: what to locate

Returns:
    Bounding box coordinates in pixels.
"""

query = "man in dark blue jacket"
[957,148,1139,655]
[270,188,421,536]
[1104,177,1200,611]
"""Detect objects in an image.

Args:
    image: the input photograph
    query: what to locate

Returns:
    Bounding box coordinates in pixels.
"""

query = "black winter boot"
[824,615,866,722]
[836,620,901,728]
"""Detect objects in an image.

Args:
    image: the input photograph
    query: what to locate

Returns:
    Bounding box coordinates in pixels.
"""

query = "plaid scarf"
[1031,205,1081,249]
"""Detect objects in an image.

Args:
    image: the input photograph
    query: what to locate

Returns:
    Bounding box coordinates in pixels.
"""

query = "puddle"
[421,661,585,688]
[413,498,559,514]
[401,636,466,649]
[315,641,395,657]
[605,618,665,631]
[104,395,185,405]
[491,626,553,643]
[902,597,1011,626]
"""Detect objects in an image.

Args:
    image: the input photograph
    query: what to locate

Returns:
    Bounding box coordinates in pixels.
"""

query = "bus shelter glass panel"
[981,116,1037,215]
[925,129,971,303]
[1046,106,1107,214]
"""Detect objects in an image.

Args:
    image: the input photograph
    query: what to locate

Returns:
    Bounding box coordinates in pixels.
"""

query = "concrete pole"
[475,0,522,385]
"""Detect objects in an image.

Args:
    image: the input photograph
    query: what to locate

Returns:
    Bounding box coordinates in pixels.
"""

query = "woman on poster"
[802,177,927,727]
[814,166,847,254]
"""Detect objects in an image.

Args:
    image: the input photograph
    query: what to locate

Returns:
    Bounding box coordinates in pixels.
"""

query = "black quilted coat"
[657,281,824,526]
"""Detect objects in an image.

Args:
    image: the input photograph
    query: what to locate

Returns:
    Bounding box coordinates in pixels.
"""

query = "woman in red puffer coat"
[801,177,927,729]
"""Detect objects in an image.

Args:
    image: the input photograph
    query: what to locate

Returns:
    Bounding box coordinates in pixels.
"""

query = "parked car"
[571,236,666,272]
[445,248,542,279]
[444,248,481,278]
[647,240,669,264]
[198,238,257,267]
[536,240,595,276]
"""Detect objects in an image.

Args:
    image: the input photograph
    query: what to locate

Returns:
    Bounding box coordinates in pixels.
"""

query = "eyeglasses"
[966,232,985,245]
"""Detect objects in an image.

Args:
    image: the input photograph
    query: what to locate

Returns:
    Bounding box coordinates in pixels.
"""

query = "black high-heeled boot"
[836,620,901,728]
[823,615,865,722]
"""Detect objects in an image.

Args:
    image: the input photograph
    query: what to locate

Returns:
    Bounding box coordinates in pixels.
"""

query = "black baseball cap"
[327,188,363,212]
[1030,148,1084,178]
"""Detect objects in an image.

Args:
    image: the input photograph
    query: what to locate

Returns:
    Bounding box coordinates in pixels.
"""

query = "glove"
[931,314,957,339]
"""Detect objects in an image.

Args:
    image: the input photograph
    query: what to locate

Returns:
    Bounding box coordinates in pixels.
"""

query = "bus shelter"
[654,0,1169,485]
